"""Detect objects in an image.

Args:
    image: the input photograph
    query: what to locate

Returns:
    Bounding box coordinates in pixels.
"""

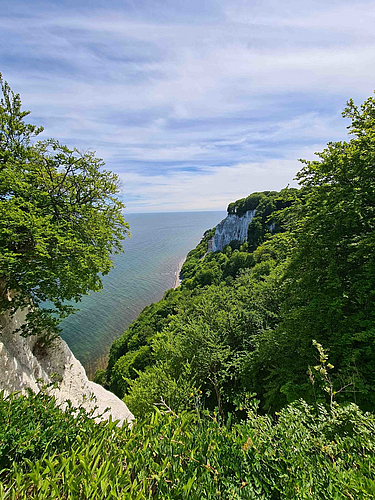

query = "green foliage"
[0,388,97,473]
[179,227,215,281]
[106,288,184,396]
[0,75,129,338]
[4,71,375,499]
[103,189,296,413]
[93,368,108,387]
[260,92,375,411]
[123,362,194,417]
[1,391,375,499]
[246,188,299,252]
[110,345,152,397]
[222,251,254,278]
[119,240,286,418]
[227,191,277,217]
[103,91,375,419]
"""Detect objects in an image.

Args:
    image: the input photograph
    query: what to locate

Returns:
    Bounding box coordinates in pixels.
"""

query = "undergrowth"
[0,390,374,499]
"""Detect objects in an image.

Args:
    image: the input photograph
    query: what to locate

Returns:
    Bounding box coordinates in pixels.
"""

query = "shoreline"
[174,258,185,289]
[85,354,109,380]
[86,258,186,378]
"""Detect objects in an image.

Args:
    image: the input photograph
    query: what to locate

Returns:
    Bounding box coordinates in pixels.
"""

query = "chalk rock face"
[211,209,256,252]
[0,308,134,426]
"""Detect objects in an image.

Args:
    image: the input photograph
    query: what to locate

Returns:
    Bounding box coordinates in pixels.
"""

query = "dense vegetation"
[2,77,375,497]
[0,75,128,340]
[101,93,375,420]
[1,390,375,499]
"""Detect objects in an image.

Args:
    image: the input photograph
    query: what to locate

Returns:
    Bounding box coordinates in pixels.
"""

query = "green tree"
[0,74,129,338]
[258,92,375,410]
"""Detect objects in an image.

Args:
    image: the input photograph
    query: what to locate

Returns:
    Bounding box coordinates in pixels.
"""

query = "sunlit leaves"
[1,390,375,499]
[0,75,129,338]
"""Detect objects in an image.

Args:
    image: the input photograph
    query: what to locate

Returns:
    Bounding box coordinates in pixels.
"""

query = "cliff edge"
[0,307,134,426]
[211,209,256,252]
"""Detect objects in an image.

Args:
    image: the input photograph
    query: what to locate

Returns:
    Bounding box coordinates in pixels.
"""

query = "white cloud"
[1,0,374,211]
[119,144,324,213]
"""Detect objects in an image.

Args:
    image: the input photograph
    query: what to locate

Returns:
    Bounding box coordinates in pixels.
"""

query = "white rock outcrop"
[0,307,134,426]
[211,209,256,252]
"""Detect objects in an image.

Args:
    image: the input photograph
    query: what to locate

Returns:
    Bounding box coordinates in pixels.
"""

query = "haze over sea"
[60,211,225,376]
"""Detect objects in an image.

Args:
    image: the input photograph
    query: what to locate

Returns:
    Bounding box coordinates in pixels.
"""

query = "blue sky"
[1,0,375,212]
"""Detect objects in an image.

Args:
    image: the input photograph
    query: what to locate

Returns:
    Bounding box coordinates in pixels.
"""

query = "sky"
[1,0,375,213]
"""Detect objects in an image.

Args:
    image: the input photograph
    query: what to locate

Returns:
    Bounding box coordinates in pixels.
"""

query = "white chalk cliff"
[0,307,134,426]
[211,209,256,252]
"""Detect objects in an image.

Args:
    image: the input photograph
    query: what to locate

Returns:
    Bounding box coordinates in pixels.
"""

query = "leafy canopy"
[103,91,375,417]
[0,75,129,337]
[2,390,375,499]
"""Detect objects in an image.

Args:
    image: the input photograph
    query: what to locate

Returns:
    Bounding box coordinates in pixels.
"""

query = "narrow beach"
[174,259,185,289]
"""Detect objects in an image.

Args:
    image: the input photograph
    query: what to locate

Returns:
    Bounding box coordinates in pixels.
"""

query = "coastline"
[174,258,185,289]
[87,259,185,378]
[60,211,225,378]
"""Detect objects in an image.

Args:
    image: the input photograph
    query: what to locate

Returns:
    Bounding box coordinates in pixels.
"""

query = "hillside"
[100,188,298,414]
[1,77,375,497]
[102,140,375,417]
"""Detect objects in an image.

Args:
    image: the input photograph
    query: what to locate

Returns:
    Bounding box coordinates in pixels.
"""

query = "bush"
[0,388,97,473]
[1,392,375,499]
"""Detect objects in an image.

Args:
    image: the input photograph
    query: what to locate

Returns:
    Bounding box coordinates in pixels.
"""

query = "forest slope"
[2,77,375,498]
[102,94,375,419]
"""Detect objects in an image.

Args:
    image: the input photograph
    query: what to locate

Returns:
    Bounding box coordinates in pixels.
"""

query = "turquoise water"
[60,211,225,375]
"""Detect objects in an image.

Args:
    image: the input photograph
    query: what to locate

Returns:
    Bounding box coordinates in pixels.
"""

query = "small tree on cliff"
[0,74,129,338]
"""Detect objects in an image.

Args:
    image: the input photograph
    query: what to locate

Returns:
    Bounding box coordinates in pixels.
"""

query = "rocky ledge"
[0,307,134,426]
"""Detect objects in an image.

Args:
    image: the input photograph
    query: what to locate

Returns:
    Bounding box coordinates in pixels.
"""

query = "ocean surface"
[60,211,225,376]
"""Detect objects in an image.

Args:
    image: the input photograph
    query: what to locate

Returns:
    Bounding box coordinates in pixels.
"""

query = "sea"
[60,211,226,377]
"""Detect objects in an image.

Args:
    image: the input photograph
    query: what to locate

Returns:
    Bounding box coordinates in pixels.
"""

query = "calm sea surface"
[60,211,225,375]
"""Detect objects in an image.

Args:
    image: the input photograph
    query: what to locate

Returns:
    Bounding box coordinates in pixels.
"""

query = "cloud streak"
[1,0,374,211]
